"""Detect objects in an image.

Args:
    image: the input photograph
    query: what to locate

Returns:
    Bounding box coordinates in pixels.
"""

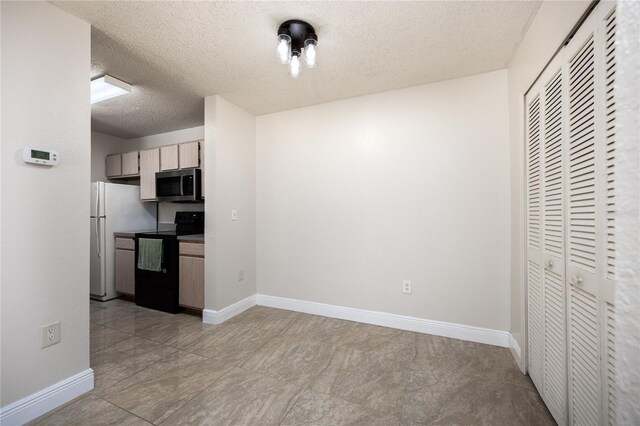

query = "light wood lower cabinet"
[115,237,135,295]
[179,242,204,309]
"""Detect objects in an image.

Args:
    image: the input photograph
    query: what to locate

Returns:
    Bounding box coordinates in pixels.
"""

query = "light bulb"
[289,55,301,78]
[304,40,317,68]
[276,34,291,64]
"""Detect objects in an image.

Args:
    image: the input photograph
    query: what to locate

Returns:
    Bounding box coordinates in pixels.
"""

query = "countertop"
[177,234,204,243]
[114,230,156,238]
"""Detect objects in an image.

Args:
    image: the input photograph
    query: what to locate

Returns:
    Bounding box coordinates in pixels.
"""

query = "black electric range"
[135,211,204,313]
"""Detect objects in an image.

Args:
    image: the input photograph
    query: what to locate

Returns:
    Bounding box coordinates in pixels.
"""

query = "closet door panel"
[542,67,567,426]
[600,5,617,425]
[526,92,545,395]
[565,11,603,425]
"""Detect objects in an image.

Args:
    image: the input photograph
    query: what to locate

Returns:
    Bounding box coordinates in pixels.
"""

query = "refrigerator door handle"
[95,183,100,220]
[95,185,101,256]
[96,216,101,257]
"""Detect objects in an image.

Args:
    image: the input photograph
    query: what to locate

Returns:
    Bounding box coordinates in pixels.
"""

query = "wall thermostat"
[23,146,59,166]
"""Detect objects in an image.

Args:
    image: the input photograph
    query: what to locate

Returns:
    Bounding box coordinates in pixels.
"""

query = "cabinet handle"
[546,260,553,269]
[571,275,583,286]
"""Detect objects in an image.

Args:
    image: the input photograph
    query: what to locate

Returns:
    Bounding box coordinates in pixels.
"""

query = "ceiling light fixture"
[276,20,318,78]
[91,75,132,104]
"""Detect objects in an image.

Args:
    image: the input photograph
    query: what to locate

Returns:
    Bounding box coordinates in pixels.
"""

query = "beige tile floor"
[30,299,555,425]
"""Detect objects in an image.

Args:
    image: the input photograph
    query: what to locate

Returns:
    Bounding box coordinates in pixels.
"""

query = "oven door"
[155,169,202,202]
[134,235,181,313]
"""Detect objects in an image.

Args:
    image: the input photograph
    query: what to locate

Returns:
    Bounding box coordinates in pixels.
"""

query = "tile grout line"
[153,366,239,425]
[96,395,154,425]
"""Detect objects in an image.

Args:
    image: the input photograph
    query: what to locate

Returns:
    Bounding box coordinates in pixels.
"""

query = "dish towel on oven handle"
[137,238,163,272]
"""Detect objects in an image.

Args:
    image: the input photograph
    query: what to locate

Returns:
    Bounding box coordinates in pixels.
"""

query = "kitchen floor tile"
[334,321,417,367]
[90,336,178,391]
[182,322,278,365]
[159,367,303,425]
[401,365,554,425]
[224,305,301,332]
[27,394,151,426]
[240,333,336,385]
[308,345,410,416]
[99,351,232,424]
[90,323,133,354]
[101,309,174,335]
[132,315,216,349]
[281,389,400,426]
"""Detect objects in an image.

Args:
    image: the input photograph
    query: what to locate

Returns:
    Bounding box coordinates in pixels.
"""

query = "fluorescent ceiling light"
[91,75,131,104]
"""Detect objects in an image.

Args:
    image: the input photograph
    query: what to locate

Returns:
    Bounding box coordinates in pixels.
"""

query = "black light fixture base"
[278,20,316,55]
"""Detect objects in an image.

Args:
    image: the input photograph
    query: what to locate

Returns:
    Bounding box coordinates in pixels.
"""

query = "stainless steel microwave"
[155,168,202,202]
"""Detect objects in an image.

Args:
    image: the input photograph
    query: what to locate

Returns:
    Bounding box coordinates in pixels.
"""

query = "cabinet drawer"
[115,237,135,250]
[179,242,204,257]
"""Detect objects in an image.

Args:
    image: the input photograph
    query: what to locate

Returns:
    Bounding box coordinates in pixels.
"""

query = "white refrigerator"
[90,182,156,301]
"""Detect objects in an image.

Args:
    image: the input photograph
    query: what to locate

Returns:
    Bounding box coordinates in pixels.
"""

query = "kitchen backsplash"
[158,202,204,223]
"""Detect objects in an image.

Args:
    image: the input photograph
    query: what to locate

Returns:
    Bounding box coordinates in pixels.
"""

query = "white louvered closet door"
[526,51,568,426]
[564,3,618,425]
[565,11,602,426]
[601,5,618,424]
[526,89,545,397]
[542,63,568,426]
[525,2,618,425]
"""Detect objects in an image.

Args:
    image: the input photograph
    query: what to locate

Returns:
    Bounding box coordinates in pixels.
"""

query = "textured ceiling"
[54,1,542,139]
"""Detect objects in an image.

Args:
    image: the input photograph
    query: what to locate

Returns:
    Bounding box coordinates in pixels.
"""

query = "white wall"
[506,0,591,368]
[256,70,510,331]
[129,126,204,150]
[204,96,256,311]
[1,0,91,409]
[615,0,640,422]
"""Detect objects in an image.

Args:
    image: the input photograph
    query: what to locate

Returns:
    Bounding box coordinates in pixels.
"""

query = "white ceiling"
[54,1,542,139]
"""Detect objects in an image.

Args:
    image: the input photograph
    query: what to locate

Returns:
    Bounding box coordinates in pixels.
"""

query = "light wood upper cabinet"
[140,148,160,201]
[179,241,204,309]
[179,141,200,169]
[115,240,135,295]
[121,151,139,176]
[160,145,179,171]
[105,154,122,178]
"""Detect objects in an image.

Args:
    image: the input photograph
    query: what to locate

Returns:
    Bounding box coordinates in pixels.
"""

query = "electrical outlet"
[41,321,60,348]
[239,270,244,281]
[403,280,412,294]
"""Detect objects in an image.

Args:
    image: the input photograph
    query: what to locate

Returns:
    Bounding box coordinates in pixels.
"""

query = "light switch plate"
[231,209,238,221]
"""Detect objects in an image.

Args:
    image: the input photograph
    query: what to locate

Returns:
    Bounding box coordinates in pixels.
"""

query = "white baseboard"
[256,294,509,348]
[203,294,257,325]
[509,333,526,373]
[0,368,94,426]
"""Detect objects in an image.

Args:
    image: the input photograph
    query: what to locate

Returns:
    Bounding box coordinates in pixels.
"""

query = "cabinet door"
[122,151,139,176]
[115,248,135,295]
[179,255,204,309]
[105,154,122,178]
[179,141,200,169]
[140,148,160,201]
[160,144,179,171]
[200,140,205,198]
